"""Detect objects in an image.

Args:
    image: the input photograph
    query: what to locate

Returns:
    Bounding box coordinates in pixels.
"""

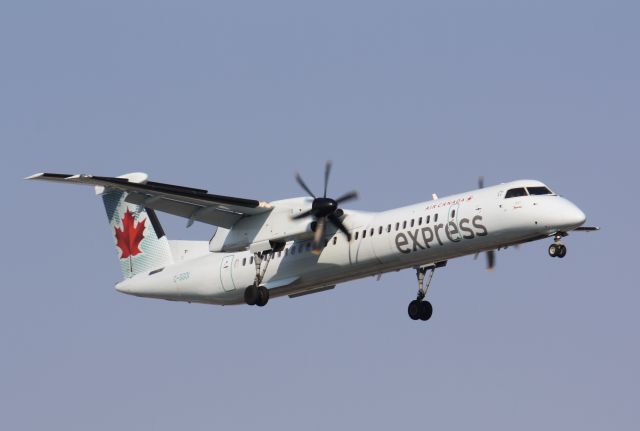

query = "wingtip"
[575,226,601,232]
[25,172,76,181]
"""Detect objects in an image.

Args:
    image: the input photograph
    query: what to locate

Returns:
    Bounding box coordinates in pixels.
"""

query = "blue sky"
[2,1,638,429]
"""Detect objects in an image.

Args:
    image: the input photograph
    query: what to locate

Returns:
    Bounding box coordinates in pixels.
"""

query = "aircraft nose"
[571,206,587,226]
[562,200,586,230]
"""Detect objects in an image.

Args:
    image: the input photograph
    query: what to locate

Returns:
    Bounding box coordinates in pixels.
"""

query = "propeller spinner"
[292,161,358,253]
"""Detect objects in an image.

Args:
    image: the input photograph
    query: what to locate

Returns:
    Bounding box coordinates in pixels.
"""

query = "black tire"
[256,286,270,307]
[244,285,258,305]
[408,300,421,320]
[558,245,567,258]
[419,301,433,321]
[548,244,558,257]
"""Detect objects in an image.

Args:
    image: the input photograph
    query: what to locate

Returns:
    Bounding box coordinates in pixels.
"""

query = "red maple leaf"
[114,208,146,259]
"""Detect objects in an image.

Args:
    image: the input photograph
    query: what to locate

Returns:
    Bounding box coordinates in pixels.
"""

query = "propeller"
[477,176,495,271]
[292,161,358,253]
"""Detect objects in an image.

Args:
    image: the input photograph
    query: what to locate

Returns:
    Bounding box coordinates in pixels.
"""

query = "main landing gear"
[244,251,271,307]
[548,232,568,258]
[408,265,436,321]
[244,284,269,307]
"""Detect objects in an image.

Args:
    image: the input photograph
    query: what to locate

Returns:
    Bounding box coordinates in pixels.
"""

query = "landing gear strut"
[548,232,567,258]
[244,251,271,307]
[408,265,435,321]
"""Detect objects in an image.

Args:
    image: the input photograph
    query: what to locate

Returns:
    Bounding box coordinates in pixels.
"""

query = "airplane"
[27,163,598,322]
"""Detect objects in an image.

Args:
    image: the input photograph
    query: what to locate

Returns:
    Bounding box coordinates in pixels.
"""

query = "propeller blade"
[478,176,485,189]
[295,173,316,198]
[335,190,358,204]
[486,250,495,271]
[328,213,351,240]
[323,160,332,198]
[292,208,315,220]
[312,217,326,253]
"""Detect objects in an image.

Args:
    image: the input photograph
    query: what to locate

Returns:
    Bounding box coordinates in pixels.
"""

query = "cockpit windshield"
[527,186,553,195]
[505,187,527,198]
[505,185,554,199]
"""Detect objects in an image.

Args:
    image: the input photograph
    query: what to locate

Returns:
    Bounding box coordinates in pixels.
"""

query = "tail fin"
[98,173,173,278]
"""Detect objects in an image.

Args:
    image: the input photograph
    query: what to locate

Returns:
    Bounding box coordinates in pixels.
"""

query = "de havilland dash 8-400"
[28,163,598,322]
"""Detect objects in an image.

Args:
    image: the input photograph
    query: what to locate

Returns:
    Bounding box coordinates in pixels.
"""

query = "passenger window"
[505,187,528,198]
[333,237,337,245]
[362,230,366,239]
[242,257,246,266]
[418,217,422,225]
[410,219,414,227]
[426,215,430,223]
[285,248,288,256]
[250,256,254,264]
[403,221,407,229]
[378,226,383,235]
[387,224,391,232]
[395,222,399,231]
[527,186,552,195]
[451,210,456,217]
[355,232,359,240]
[370,228,374,236]
[434,214,438,222]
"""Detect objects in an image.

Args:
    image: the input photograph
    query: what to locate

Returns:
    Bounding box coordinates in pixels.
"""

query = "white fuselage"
[115,180,586,305]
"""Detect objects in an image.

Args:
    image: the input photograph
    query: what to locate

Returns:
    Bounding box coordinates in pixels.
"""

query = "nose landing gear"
[548,232,568,258]
[548,243,567,258]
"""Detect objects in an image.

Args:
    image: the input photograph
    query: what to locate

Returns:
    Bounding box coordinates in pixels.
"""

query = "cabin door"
[220,255,236,292]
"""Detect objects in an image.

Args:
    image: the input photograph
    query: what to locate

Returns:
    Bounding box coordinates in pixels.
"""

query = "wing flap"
[125,193,242,227]
[288,285,335,298]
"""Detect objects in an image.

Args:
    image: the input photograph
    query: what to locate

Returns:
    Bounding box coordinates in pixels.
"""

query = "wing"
[27,172,272,228]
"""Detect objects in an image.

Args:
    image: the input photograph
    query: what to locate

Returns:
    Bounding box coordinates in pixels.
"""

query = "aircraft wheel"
[408,300,421,320]
[256,286,270,307]
[244,285,258,305]
[548,244,558,257]
[558,245,567,258]
[419,301,433,321]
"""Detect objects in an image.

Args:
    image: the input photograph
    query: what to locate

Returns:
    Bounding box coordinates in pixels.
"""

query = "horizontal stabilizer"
[26,172,272,228]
